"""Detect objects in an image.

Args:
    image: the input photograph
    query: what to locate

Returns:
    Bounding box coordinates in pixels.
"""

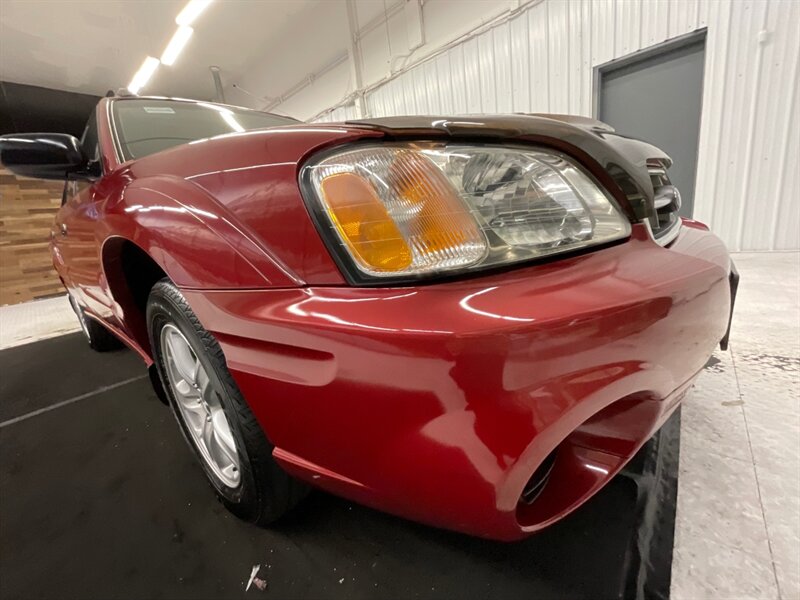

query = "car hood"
[347,113,669,162]
[122,115,668,286]
[344,114,668,222]
[126,114,665,224]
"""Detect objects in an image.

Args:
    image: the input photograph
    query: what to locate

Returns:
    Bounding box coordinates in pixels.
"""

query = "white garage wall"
[275,0,799,251]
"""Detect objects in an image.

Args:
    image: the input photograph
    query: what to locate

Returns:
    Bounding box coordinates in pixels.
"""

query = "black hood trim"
[345,114,665,224]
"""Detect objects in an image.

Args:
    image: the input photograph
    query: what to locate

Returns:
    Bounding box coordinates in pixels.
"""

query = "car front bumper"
[183,222,732,540]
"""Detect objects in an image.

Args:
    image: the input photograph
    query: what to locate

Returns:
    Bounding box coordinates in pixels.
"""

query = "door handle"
[60,223,68,236]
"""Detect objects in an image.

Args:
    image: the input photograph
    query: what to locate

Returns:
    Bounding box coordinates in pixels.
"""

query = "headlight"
[300,143,631,282]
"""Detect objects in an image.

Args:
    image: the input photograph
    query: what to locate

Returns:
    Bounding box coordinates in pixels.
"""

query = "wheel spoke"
[201,415,214,449]
[176,391,203,413]
[183,408,205,434]
[160,323,240,488]
[165,330,199,385]
[191,360,201,386]
[197,368,214,406]
[209,409,238,467]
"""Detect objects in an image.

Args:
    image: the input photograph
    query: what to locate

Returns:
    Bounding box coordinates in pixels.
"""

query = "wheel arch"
[100,175,286,355]
[101,237,173,404]
[101,236,168,358]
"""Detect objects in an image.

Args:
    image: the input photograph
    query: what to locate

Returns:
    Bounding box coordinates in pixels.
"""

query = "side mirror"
[0,133,91,180]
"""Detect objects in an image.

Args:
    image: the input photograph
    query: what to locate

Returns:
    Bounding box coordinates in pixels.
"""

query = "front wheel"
[147,279,308,525]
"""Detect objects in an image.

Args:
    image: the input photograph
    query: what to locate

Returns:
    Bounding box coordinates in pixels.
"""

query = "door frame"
[592,28,708,120]
[592,28,708,217]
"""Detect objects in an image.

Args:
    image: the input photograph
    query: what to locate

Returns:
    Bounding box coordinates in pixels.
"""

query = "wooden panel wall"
[0,167,64,305]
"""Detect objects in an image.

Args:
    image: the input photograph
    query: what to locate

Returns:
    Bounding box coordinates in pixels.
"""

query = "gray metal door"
[598,35,706,217]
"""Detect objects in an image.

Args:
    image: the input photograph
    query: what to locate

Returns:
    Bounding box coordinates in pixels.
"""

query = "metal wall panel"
[509,14,530,111]
[615,0,642,57]
[401,70,419,115]
[591,0,615,66]
[314,0,799,250]
[569,0,590,115]
[315,102,358,123]
[494,23,513,114]
[528,1,550,112]
[435,53,454,114]
[463,36,482,114]
[641,0,671,48]
[669,0,700,37]
[478,30,497,113]
[547,0,569,112]
[449,45,468,114]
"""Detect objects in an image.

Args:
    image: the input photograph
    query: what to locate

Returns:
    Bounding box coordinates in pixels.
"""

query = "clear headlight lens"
[301,143,630,281]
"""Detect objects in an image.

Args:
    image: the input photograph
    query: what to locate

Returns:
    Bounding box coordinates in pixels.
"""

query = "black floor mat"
[0,332,143,422]
[0,333,679,600]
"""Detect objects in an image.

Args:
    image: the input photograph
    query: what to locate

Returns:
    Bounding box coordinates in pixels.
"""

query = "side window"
[80,110,100,168]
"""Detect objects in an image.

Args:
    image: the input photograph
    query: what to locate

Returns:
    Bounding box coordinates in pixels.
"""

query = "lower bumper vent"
[519,449,558,505]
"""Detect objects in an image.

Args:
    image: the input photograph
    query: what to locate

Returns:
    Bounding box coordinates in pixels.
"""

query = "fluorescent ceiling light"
[127,56,160,94]
[161,26,193,66]
[175,0,213,26]
[197,102,245,133]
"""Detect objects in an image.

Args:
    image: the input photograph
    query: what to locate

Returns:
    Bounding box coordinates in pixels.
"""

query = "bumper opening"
[516,394,663,529]
[519,449,558,505]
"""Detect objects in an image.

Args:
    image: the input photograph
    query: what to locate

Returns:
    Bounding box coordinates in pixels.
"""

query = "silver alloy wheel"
[160,323,241,488]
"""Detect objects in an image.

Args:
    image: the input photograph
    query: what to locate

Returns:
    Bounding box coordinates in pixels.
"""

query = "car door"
[54,109,114,320]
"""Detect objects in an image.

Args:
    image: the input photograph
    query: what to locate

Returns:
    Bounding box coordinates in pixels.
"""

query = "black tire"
[68,294,123,351]
[147,278,308,525]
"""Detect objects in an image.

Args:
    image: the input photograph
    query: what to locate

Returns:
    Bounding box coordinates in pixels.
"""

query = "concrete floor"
[0,294,78,349]
[1,251,798,598]
[672,252,800,600]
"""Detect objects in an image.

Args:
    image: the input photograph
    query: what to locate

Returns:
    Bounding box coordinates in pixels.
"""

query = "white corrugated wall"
[313,0,799,251]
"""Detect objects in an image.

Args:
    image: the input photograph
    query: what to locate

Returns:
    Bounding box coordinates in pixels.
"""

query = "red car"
[0,97,735,540]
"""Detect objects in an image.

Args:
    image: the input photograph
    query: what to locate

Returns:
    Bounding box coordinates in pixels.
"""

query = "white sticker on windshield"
[143,107,175,114]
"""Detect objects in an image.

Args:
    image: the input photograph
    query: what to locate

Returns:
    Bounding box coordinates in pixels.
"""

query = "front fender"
[103,174,301,289]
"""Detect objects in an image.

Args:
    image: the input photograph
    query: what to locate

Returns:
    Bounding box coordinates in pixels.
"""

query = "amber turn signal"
[320,172,412,272]
[312,148,486,276]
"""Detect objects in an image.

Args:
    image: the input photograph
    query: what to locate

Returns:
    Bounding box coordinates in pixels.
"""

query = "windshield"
[111,98,299,160]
